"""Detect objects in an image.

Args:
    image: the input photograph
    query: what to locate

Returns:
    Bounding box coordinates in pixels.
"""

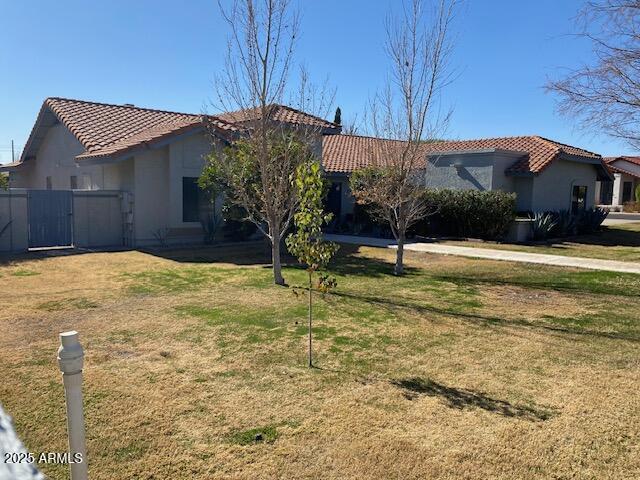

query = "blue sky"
[0,0,632,164]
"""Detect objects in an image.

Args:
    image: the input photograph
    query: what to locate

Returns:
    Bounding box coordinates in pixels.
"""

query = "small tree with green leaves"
[286,160,339,368]
[0,173,8,190]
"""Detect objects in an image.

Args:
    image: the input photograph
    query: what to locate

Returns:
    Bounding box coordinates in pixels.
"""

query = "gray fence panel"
[28,190,73,248]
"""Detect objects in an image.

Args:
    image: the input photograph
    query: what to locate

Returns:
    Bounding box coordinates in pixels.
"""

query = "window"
[182,177,201,222]
[70,175,78,189]
[623,181,633,203]
[45,176,52,190]
[571,185,587,214]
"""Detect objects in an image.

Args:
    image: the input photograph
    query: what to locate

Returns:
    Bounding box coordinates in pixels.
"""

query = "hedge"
[415,189,517,239]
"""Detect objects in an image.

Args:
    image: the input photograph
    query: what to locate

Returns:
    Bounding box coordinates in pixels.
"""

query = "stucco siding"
[530,159,598,212]
[425,153,494,191]
[13,124,104,190]
[103,159,134,191]
[133,148,170,245]
[168,132,211,229]
[513,177,533,212]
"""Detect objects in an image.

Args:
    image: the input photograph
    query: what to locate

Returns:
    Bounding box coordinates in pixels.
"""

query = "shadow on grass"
[327,243,419,278]
[329,290,640,343]
[392,377,554,421]
[431,271,640,298]
[561,225,640,248]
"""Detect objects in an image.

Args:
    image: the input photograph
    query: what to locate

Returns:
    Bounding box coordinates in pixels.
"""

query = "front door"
[27,190,73,248]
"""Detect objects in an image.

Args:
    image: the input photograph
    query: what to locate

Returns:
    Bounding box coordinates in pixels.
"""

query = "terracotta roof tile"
[604,156,640,167]
[322,134,602,174]
[23,98,237,162]
[219,104,340,131]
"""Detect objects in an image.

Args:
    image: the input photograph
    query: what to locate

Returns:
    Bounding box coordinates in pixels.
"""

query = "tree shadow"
[431,272,640,298]
[140,241,293,266]
[327,243,420,278]
[329,290,640,343]
[391,377,555,421]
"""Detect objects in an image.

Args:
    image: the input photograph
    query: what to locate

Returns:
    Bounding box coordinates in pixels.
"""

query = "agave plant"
[530,212,557,241]
[577,207,608,234]
[554,210,577,237]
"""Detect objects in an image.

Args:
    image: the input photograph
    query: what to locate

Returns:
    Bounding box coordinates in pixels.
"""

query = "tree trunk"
[271,231,285,286]
[308,270,313,368]
[395,232,405,276]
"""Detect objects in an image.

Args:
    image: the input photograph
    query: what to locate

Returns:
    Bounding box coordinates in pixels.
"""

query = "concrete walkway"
[325,234,640,275]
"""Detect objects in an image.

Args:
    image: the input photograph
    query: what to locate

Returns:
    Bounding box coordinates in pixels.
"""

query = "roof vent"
[123,103,135,107]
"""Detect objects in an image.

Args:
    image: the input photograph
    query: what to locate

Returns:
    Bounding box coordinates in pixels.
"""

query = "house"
[2,97,339,246]
[322,134,612,218]
[1,97,612,249]
[596,156,640,208]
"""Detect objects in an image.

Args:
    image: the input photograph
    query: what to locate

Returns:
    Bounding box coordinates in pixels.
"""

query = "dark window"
[182,177,201,222]
[571,185,587,214]
[70,176,78,189]
[46,176,52,190]
[623,181,633,203]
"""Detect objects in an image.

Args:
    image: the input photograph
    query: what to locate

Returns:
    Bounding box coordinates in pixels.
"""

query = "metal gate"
[27,190,73,248]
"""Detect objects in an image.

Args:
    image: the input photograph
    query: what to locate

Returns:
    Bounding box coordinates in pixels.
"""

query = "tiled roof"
[19,98,335,163]
[219,104,340,131]
[604,156,640,178]
[604,156,640,167]
[21,98,237,163]
[322,134,602,174]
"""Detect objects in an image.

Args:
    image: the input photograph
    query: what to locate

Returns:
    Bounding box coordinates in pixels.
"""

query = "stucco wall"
[168,132,211,229]
[513,177,533,212]
[133,148,170,245]
[11,124,104,190]
[530,159,598,212]
[103,159,134,191]
[0,189,28,252]
[425,153,494,191]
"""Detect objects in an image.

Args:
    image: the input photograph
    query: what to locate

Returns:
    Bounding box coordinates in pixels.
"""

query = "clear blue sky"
[0,0,632,164]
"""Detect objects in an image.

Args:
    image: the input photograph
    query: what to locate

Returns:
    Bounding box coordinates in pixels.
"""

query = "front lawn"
[444,222,640,262]
[1,244,639,479]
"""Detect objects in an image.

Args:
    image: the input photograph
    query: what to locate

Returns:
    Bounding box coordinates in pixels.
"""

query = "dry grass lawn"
[1,243,640,479]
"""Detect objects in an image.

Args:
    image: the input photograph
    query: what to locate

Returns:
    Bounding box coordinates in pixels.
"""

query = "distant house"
[1,97,612,248]
[596,156,640,208]
[322,134,612,217]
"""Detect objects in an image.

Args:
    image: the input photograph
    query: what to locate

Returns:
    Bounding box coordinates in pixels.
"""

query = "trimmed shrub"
[416,189,516,239]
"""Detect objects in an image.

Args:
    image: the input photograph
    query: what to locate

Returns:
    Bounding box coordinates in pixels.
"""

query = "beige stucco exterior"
[10,124,104,190]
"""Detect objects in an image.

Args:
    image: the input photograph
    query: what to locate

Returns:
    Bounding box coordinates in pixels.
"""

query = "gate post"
[57,331,88,480]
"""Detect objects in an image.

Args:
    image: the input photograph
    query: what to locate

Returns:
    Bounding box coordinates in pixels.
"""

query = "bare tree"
[206,0,329,286]
[547,1,640,150]
[350,0,458,275]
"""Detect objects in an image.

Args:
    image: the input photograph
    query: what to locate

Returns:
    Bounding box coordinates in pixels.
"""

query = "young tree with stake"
[286,160,339,368]
[349,0,459,275]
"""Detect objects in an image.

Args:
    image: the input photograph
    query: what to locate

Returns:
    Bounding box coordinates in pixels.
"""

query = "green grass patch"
[227,425,279,446]
[11,269,39,277]
[36,297,98,311]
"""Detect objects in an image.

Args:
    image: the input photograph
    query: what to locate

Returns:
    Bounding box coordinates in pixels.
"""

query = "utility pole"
[11,140,14,162]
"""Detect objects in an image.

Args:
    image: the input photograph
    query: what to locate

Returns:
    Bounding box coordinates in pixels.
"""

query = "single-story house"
[596,156,640,208]
[322,134,612,218]
[2,97,339,246]
[1,97,612,248]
